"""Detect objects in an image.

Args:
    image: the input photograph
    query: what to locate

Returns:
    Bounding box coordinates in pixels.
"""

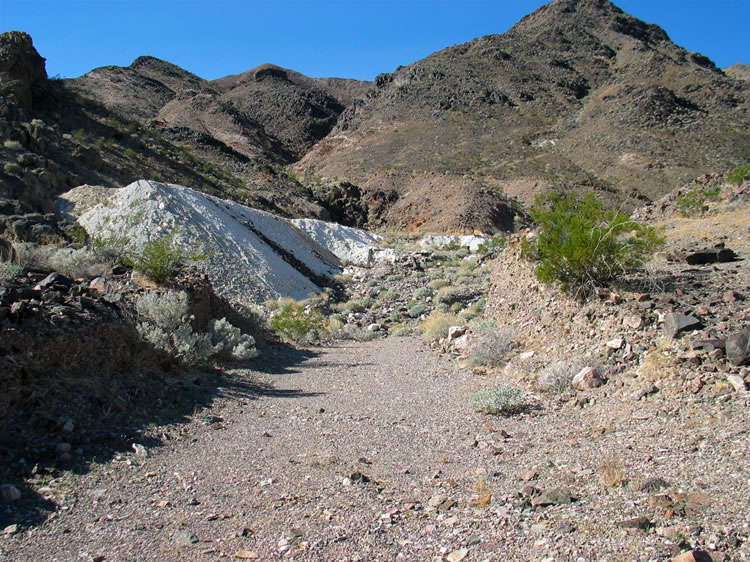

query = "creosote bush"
[468,386,527,416]
[727,163,750,185]
[270,299,324,343]
[522,191,664,297]
[125,230,204,284]
[675,185,721,217]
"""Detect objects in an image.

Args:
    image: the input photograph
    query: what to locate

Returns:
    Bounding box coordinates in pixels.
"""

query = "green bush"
[522,191,664,297]
[727,163,750,185]
[3,162,21,175]
[675,186,721,217]
[407,303,428,318]
[468,386,527,416]
[3,140,22,151]
[476,236,506,256]
[270,301,324,343]
[125,230,200,284]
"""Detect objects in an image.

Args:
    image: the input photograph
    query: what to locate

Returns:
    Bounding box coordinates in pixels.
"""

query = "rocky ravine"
[1,178,749,561]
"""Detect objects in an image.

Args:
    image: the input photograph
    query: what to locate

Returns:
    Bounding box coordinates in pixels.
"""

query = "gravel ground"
[2,335,748,561]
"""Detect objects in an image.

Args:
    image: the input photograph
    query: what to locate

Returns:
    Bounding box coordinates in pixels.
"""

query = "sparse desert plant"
[436,286,460,305]
[89,234,130,265]
[468,329,515,367]
[421,311,459,341]
[407,303,428,318]
[124,148,137,159]
[0,260,23,282]
[413,287,432,300]
[208,317,258,360]
[476,236,506,256]
[428,278,449,290]
[598,450,626,488]
[675,185,721,217]
[125,229,202,284]
[342,325,380,342]
[468,386,527,416]
[30,118,45,128]
[727,163,750,184]
[270,300,324,343]
[523,191,664,297]
[390,324,411,337]
[3,162,21,175]
[535,360,581,393]
[48,247,108,278]
[12,242,55,269]
[3,140,22,151]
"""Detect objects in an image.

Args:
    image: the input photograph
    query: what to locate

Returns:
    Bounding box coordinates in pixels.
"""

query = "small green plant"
[3,162,21,175]
[675,185,721,217]
[468,386,527,416]
[124,230,201,284]
[476,236,506,256]
[522,191,664,297]
[413,287,432,300]
[407,303,428,318]
[3,140,22,151]
[0,261,23,282]
[270,300,324,343]
[30,118,45,128]
[124,148,137,159]
[727,163,750,185]
[90,234,130,265]
[72,128,86,141]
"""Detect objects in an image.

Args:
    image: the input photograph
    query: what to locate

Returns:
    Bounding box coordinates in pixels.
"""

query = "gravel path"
[3,336,748,561]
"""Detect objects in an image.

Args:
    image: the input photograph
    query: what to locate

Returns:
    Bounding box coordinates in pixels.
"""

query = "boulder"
[664,312,702,338]
[684,247,737,265]
[726,327,750,366]
[572,367,603,391]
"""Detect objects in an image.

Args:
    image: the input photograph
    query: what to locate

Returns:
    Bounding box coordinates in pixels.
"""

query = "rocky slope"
[298,0,750,220]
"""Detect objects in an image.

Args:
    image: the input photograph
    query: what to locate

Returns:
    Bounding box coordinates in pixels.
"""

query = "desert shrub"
[379,289,396,302]
[436,286,460,304]
[49,248,107,278]
[421,311,459,341]
[675,186,721,217]
[468,386,527,416]
[90,234,130,265]
[391,326,412,337]
[342,325,380,342]
[326,316,344,334]
[407,303,428,318]
[12,242,55,269]
[125,230,201,284]
[208,317,258,360]
[535,360,579,393]
[523,191,664,297]
[4,162,21,174]
[0,261,23,282]
[413,287,432,300]
[428,278,449,290]
[270,300,323,343]
[468,329,514,367]
[476,236,506,256]
[338,299,366,314]
[136,290,257,363]
[3,140,22,151]
[727,163,750,184]
[388,311,402,323]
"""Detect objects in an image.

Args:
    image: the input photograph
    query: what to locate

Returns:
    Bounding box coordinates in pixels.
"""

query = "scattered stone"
[726,374,747,393]
[606,337,624,350]
[2,524,18,536]
[639,477,671,492]
[234,551,259,559]
[684,247,736,265]
[448,326,467,340]
[437,498,457,512]
[367,323,381,332]
[174,529,199,545]
[132,443,148,457]
[0,484,21,503]
[623,314,644,329]
[519,351,535,360]
[664,312,703,338]
[347,471,370,483]
[62,418,74,433]
[519,469,538,482]
[446,548,469,562]
[725,327,750,366]
[615,516,651,529]
[572,367,603,391]
[670,550,713,562]
[631,384,658,401]
[530,488,577,507]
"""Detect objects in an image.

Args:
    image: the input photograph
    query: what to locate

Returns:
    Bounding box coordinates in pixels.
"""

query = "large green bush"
[125,230,204,284]
[522,191,664,297]
[270,300,324,343]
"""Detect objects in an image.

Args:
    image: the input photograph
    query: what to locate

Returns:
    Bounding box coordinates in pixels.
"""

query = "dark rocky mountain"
[725,63,750,81]
[0,32,371,224]
[297,0,750,228]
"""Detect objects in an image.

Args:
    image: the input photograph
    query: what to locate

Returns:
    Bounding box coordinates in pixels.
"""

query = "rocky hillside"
[298,0,750,220]
[0,32,371,223]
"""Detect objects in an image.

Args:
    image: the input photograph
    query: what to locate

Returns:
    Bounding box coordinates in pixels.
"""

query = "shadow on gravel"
[0,341,321,532]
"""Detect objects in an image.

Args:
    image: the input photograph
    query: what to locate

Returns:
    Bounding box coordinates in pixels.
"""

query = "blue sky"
[1,0,747,81]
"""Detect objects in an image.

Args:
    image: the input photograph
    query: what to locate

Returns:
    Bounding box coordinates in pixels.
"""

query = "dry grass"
[598,450,627,488]
[421,311,459,341]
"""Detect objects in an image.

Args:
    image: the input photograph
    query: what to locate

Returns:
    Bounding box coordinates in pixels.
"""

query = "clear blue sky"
[1,0,747,81]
